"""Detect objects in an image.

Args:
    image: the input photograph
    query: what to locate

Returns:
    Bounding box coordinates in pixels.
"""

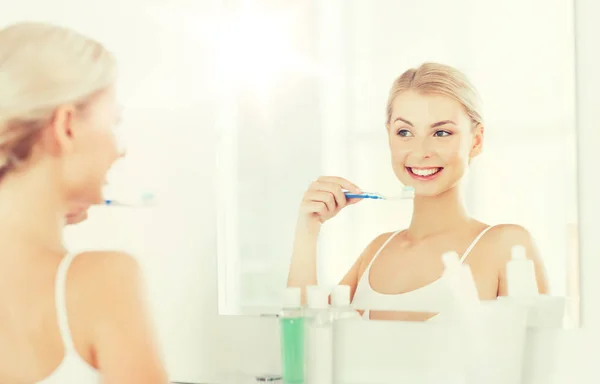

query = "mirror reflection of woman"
[287,62,549,321]
[0,22,168,383]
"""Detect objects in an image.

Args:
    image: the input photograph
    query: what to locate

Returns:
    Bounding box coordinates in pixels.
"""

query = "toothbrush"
[344,186,415,200]
[103,192,156,207]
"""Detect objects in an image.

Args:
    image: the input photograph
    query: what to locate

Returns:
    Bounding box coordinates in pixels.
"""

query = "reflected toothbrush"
[103,192,156,207]
[344,186,415,200]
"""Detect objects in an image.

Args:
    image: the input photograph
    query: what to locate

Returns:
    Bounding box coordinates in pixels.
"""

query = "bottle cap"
[306,285,329,309]
[283,287,301,308]
[331,285,351,307]
[511,245,526,261]
[441,251,460,268]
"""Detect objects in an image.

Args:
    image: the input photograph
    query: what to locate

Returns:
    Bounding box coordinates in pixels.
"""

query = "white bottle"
[305,285,333,384]
[441,251,480,307]
[330,285,361,320]
[440,251,486,382]
[503,246,565,327]
[506,245,539,297]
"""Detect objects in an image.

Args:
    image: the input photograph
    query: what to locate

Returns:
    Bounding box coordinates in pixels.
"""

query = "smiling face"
[387,90,483,197]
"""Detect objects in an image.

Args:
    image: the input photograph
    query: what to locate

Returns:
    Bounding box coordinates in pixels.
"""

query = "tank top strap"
[55,253,79,352]
[459,225,497,264]
[364,230,403,271]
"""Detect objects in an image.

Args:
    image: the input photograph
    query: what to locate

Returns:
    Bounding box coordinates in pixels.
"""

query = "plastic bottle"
[501,245,565,327]
[441,251,484,382]
[441,251,480,306]
[506,245,539,297]
[279,287,305,384]
[330,285,361,320]
[305,285,333,384]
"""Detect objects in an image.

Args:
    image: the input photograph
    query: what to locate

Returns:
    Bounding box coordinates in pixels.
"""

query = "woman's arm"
[287,217,321,303]
[287,176,362,303]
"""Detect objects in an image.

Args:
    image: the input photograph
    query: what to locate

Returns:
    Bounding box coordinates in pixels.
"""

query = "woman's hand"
[298,176,362,225]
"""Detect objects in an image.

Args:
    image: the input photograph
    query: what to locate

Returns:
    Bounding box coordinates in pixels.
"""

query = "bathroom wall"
[3,0,598,383]
[556,0,600,381]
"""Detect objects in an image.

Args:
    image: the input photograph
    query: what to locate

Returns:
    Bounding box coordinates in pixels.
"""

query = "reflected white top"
[37,253,100,384]
[352,226,496,319]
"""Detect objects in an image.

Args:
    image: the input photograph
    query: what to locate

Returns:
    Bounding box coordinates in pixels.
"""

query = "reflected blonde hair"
[386,62,483,126]
[0,22,116,179]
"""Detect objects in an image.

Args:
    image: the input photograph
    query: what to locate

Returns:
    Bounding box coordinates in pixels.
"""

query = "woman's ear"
[469,123,484,158]
[43,104,77,156]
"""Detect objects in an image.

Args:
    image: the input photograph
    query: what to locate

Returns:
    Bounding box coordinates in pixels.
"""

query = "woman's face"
[387,90,483,197]
[57,85,123,206]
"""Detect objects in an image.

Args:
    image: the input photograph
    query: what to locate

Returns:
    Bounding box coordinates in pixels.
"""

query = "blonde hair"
[386,62,483,126]
[0,22,116,178]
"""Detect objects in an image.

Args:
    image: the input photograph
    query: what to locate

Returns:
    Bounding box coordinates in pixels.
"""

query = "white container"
[506,245,539,297]
[330,285,361,320]
[305,285,333,384]
[332,300,528,384]
[440,251,488,382]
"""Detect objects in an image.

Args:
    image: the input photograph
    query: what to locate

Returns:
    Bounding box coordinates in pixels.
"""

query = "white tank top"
[37,253,100,384]
[352,226,495,320]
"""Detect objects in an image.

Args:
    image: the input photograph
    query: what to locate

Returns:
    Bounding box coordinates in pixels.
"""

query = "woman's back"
[0,247,167,383]
[0,21,168,383]
[0,248,96,383]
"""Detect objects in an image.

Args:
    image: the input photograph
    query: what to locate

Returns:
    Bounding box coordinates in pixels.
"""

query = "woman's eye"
[433,130,451,137]
[397,129,413,137]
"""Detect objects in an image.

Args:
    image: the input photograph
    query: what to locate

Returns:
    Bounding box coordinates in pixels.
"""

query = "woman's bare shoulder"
[66,251,144,314]
[65,251,168,381]
[480,223,540,262]
[69,251,141,283]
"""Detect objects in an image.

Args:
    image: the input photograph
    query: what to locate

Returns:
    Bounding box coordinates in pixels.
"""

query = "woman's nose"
[412,137,434,158]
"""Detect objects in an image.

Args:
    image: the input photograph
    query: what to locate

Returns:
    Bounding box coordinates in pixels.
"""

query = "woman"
[0,22,168,383]
[287,62,549,321]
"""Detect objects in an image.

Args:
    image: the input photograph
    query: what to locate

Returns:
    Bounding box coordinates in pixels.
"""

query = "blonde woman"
[288,63,550,321]
[0,23,168,383]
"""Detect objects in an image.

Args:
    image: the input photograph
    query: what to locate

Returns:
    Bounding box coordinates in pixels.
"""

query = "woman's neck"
[407,186,471,241]
[0,165,66,257]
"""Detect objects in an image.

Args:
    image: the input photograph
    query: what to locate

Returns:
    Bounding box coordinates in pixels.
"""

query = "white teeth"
[410,168,440,176]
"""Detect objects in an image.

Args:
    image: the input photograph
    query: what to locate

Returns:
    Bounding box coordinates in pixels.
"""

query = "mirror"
[214,0,579,326]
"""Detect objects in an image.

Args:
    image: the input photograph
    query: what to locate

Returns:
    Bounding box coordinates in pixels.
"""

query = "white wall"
[554,0,600,380]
